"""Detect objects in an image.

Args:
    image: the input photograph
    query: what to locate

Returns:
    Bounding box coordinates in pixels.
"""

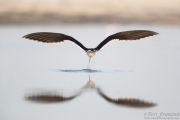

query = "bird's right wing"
[95,30,158,51]
[25,89,82,103]
[97,88,156,107]
[23,32,88,51]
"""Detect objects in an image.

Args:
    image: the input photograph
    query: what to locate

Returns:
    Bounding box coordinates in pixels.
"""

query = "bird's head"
[86,49,96,58]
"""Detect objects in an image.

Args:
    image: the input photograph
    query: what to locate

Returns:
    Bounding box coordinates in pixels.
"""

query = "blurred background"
[0,0,180,24]
[0,0,180,120]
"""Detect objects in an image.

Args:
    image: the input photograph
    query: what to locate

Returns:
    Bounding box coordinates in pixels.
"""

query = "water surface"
[0,24,180,120]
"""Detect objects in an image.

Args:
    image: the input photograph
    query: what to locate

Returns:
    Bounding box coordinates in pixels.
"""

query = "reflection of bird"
[23,30,158,64]
[26,77,156,108]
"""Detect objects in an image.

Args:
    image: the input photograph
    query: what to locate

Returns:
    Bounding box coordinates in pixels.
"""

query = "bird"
[26,76,156,107]
[23,30,158,66]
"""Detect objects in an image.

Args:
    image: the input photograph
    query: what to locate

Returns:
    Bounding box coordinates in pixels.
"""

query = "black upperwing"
[95,30,158,51]
[23,32,88,51]
[97,88,156,108]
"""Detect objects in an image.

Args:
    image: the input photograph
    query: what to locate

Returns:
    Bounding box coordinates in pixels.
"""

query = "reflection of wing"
[97,88,156,107]
[25,89,82,103]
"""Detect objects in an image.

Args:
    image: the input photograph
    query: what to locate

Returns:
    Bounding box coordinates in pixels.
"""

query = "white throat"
[87,51,95,58]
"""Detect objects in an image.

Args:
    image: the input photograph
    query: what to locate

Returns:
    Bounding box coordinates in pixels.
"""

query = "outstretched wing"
[97,88,156,107]
[95,30,158,51]
[23,32,88,51]
[25,89,82,103]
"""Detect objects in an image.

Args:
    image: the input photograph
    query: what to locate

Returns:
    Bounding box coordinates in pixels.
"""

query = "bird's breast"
[87,51,95,58]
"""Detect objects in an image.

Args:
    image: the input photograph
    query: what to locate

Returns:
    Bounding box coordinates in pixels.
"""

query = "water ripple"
[55,69,131,73]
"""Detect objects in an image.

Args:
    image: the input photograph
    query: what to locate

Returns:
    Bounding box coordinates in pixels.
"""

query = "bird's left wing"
[23,32,88,51]
[97,88,156,107]
[95,30,158,51]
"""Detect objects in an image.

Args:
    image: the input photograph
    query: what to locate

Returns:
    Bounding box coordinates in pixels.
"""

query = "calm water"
[0,24,180,120]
